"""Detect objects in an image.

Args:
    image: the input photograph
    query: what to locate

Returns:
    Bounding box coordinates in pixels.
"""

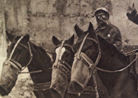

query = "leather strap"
[33,82,51,91]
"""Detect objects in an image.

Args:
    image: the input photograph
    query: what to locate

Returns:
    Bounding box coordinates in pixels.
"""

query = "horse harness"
[4,36,51,91]
[74,33,101,98]
[53,40,75,76]
[4,36,43,74]
[74,33,138,98]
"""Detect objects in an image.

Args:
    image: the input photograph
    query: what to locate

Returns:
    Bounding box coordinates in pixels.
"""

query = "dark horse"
[0,32,52,98]
[50,35,75,98]
[69,22,138,98]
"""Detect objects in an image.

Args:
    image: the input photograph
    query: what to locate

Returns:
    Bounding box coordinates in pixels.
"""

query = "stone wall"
[0,0,7,80]
[4,0,138,47]
[4,0,112,50]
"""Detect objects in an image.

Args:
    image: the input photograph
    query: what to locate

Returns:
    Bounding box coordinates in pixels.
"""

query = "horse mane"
[31,42,46,54]
[30,41,52,64]
[97,35,127,62]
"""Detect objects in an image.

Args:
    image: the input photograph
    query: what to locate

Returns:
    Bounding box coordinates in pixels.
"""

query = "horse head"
[0,31,31,96]
[50,35,74,98]
[0,31,53,98]
[69,22,100,94]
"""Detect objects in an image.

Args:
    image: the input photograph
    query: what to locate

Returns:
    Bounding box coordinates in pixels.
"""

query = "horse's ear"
[88,22,94,32]
[52,36,60,46]
[74,24,83,37]
[88,22,96,38]
[132,3,135,8]
[6,31,15,42]
[67,34,74,45]
[22,34,30,43]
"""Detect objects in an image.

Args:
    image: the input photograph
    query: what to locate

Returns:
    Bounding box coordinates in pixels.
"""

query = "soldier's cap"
[94,7,109,17]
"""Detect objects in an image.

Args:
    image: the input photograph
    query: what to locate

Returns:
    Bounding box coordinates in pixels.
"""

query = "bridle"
[53,40,74,76]
[74,32,138,98]
[75,33,138,73]
[4,36,42,74]
[74,33,101,98]
[75,33,101,70]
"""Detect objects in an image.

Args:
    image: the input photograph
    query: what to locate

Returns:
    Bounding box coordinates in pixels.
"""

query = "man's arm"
[127,3,138,25]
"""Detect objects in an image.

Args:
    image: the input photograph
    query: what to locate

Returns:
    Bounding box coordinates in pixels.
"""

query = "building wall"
[4,0,138,47]
[4,0,112,50]
[0,0,7,80]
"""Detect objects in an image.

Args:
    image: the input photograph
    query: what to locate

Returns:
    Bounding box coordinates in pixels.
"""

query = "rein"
[96,53,138,73]
[125,49,138,55]
[74,32,138,98]
[4,36,42,74]
[77,33,138,73]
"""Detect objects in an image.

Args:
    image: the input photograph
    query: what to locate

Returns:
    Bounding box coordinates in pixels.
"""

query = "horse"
[50,35,75,98]
[50,28,109,98]
[69,22,138,98]
[0,31,53,98]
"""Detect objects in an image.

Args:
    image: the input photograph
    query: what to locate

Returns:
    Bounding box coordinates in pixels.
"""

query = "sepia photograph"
[0,0,138,98]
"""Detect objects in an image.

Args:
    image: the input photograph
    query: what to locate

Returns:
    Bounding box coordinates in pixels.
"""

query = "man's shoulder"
[108,23,120,32]
[95,23,120,33]
[109,24,119,29]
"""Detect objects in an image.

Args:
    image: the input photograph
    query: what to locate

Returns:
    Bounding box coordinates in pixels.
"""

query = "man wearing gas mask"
[95,7,122,50]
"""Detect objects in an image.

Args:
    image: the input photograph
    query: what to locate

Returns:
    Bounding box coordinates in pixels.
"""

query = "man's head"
[95,7,110,28]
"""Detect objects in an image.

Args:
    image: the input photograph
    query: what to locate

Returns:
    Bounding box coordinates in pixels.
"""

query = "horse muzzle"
[50,63,70,98]
[69,58,91,93]
[0,63,19,96]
